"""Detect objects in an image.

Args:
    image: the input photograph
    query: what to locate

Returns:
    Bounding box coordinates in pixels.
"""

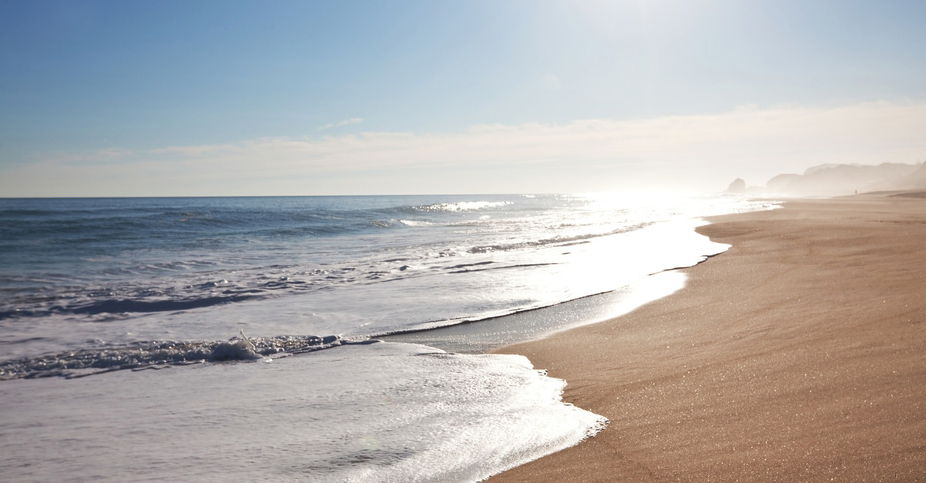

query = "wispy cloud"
[317,117,364,131]
[3,101,925,196]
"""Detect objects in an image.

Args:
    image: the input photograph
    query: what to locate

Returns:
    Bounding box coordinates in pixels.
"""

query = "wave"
[467,222,651,254]
[414,201,513,212]
[0,217,655,322]
[0,332,346,380]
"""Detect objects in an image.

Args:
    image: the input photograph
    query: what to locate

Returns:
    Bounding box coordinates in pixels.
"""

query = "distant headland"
[727,162,926,196]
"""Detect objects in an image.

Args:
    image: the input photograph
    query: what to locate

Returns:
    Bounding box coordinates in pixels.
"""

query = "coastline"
[489,193,926,482]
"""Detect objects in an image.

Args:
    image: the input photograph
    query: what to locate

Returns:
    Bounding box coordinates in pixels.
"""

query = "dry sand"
[490,193,926,482]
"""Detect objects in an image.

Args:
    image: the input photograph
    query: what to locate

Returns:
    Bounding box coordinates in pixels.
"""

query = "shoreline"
[489,193,926,482]
[381,217,730,355]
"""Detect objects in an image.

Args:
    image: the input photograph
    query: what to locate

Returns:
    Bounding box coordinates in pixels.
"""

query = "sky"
[1,0,925,196]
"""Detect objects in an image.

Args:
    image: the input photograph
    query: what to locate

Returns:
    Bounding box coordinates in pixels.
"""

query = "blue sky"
[2,0,925,196]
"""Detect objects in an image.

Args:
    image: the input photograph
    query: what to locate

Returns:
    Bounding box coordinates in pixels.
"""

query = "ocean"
[0,193,775,482]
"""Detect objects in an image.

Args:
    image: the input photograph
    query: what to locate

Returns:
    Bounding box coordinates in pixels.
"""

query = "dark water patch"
[445,261,495,270]
[0,293,264,321]
[448,262,559,274]
[66,294,260,315]
[0,336,49,345]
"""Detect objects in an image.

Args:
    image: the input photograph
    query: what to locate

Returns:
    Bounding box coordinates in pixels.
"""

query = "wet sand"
[490,193,926,482]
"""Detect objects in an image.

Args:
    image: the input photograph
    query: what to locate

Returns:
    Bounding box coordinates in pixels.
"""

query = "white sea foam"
[0,342,605,483]
[417,200,513,212]
[398,219,433,227]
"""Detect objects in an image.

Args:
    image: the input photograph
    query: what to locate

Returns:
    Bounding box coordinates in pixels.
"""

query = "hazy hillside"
[900,163,926,190]
[755,163,924,196]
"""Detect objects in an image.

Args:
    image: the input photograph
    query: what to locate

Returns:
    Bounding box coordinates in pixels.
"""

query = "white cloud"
[317,117,365,131]
[2,101,925,196]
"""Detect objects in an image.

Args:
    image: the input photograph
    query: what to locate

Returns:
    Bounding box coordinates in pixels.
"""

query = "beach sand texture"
[490,193,926,482]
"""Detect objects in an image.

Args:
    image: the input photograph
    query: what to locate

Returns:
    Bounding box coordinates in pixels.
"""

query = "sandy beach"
[490,193,926,482]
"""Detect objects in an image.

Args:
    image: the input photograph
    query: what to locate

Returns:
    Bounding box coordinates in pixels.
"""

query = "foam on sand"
[0,341,605,482]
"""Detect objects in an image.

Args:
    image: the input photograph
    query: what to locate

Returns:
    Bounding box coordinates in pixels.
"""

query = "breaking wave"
[0,331,345,380]
[415,201,512,212]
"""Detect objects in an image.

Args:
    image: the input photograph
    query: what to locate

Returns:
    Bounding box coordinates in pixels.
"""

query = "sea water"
[0,194,775,481]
